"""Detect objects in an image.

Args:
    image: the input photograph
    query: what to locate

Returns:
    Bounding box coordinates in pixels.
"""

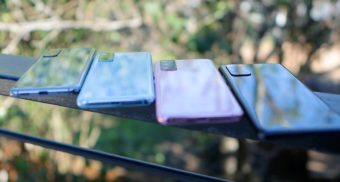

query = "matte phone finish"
[10,48,96,96]
[220,64,340,136]
[155,59,243,125]
[77,52,155,108]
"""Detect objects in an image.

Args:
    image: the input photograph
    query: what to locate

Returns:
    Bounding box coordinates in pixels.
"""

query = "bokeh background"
[0,0,340,181]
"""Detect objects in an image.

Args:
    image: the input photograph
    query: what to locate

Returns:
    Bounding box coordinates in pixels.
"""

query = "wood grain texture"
[0,54,340,154]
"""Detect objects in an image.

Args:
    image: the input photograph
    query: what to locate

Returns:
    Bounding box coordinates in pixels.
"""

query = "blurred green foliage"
[0,0,339,181]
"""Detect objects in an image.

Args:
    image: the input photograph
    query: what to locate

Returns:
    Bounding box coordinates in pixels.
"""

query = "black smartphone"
[220,64,340,137]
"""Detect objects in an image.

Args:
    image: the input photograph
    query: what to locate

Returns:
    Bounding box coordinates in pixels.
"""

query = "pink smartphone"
[154,59,243,125]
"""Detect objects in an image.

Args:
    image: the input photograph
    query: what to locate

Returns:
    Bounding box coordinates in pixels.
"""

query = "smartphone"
[10,48,96,96]
[154,59,243,125]
[0,54,36,81]
[77,52,155,108]
[220,64,340,136]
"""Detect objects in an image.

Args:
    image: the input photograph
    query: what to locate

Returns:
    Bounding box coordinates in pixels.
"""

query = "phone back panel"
[10,48,95,95]
[155,59,243,125]
[220,64,340,135]
[77,52,155,108]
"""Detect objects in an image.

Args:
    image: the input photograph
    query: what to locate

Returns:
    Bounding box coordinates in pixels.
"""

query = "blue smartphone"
[10,48,96,96]
[220,64,340,137]
[77,52,155,108]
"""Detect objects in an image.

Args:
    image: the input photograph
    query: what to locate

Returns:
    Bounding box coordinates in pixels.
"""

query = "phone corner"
[9,89,17,97]
[235,107,244,118]
[76,98,87,109]
[156,115,169,125]
[144,94,155,105]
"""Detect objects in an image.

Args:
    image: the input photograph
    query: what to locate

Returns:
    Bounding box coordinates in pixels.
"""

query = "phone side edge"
[219,65,267,139]
[73,48,97,93]
[153,62,169,125]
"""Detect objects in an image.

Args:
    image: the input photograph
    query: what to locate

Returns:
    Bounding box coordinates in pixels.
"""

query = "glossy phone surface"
[155,59,243,125]
[77,52,155,108]
[10,48,96,96]
[220,64,340,136]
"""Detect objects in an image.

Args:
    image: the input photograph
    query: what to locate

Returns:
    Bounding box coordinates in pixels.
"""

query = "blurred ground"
[0,0,340,181]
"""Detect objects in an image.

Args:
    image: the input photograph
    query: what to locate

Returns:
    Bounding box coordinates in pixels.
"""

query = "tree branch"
[0,18,143,33]
[2,32,27,54]
[0,18,143,53]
